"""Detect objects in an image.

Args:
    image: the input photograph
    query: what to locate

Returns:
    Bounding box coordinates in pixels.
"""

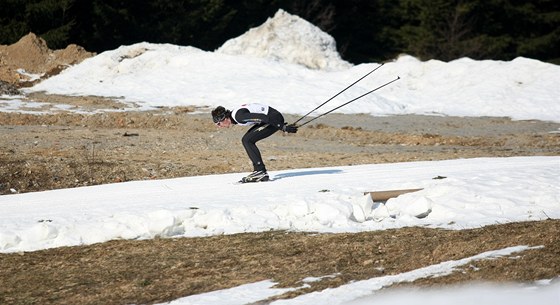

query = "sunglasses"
[214,115,226,125]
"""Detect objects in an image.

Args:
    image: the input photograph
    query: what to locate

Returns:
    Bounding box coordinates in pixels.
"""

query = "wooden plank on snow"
[365,188,423,202]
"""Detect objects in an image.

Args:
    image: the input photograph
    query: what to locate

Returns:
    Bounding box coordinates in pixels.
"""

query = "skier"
[211,103,298,183]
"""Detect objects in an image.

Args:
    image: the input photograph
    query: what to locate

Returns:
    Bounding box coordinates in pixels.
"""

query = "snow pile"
[22,46,560,122]
[216,9,351,70]
[1,156,558,253]
[344,281,560,305]
[1,11,559,121]
[387,55,560,122]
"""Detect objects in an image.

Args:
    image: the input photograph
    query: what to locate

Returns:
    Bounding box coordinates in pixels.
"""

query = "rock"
[0,80,20,95]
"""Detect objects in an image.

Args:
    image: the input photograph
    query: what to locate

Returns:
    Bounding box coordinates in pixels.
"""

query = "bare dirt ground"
[1,93,559,195]
[1,34,560,305]
[0,33,93,86]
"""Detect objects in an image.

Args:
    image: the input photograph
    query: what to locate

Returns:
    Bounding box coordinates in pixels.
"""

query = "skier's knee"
[242,134,254,147]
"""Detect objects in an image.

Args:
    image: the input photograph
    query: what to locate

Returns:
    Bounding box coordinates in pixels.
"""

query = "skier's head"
[212,106,231,125]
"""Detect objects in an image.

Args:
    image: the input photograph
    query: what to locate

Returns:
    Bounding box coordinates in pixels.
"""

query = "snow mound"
[216,9,352,71]
[1,156,559,253]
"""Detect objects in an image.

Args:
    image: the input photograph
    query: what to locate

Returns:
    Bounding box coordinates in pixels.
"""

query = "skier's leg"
[242,124,277,171]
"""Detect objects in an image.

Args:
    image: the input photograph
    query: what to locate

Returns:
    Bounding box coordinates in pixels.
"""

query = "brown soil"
[0,33,94,87]
[1,93,559,195]
[0,220,558,305]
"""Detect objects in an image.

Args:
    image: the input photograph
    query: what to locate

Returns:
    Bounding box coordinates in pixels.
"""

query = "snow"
[12,10,559,122]
[20,47,560,122]
[216,9,352,70]
[1,157,559,303]
[160,280,296,305]
[1,9,559,305]
[1,156,558,253]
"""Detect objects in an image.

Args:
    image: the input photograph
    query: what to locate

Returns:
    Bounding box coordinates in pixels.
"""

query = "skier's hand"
[282,123,298,133]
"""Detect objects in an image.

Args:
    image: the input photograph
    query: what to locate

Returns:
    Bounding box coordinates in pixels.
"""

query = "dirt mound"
[0,33,94,87]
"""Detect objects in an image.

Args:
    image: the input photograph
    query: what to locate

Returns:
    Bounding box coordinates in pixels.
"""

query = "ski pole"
[298,76,400,127]
[292,63,385,125]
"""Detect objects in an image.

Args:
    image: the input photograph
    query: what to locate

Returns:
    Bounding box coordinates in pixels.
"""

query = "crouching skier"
[211,103,298,183]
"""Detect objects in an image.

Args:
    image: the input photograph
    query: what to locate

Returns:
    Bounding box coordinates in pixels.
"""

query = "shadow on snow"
[273,169,342,180]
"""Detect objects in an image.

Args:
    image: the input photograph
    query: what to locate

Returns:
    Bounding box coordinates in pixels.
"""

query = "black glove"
[282,123,298,133]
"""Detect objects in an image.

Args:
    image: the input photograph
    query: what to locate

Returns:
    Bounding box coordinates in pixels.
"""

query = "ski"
[234,177,275,184]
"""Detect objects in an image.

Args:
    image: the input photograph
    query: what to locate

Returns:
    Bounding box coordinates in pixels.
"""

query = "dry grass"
[1,220,558,305]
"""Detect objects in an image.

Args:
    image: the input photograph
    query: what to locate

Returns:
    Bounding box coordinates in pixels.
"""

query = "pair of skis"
[236,176,273,184]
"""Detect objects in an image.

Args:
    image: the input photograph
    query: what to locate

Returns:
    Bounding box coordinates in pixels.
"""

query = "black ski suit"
[231,104,285,172]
